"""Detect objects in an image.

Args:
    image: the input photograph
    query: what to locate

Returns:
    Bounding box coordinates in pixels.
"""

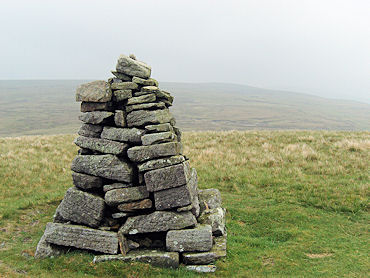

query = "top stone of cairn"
[116,54,151,79]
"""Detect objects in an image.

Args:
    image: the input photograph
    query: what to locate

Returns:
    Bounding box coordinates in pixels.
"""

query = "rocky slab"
[117,199,152,212]
[76,80,112,103]
[126,102,165,113]
[81,102,113,112]
[101,126,145,143]
[198,207,226,236]
[114,110,126,127]
[116,54,151,79]
[111,71,132,81]
[111,82,138,90]
[126,109,173,127]
[127,94,156,105]
[104,186,149,206]
[128,142,182,163]
[72,172,103,190]
[34,233,65,259]
[154,184,192,210]
[74,136,128,155]
[186,265,217,273]
[132,76,158,86]
[79,111,113,124]
[141,131,177,146]
[103,183,133,192]
[137,155,185,172]
[198,188,222,213]
[78,124,103,138]
[145,123,174,133]
[113,89,132,101]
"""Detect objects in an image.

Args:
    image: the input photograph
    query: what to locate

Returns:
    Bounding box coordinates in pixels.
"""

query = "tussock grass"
[0,131,369,277]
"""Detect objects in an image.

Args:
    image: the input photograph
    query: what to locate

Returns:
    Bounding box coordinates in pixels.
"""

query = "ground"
[0,131,369,277]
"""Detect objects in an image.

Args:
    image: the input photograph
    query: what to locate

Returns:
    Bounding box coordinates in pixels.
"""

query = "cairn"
[35,54,227,272]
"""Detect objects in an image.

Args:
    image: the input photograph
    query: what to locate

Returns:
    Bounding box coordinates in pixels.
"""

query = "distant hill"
[0,80,369,136]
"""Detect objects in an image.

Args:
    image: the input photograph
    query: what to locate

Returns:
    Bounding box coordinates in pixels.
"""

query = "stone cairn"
[35,54,227,273]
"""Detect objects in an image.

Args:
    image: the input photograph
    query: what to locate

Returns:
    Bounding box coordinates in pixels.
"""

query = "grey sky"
[0,0,369,102]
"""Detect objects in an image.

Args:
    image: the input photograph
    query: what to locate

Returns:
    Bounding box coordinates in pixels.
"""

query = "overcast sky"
[0,0,369,102]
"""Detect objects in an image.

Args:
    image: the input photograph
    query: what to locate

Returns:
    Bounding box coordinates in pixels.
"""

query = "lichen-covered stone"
[81,102,113,112]
[128,142,182,163]
[117,199,152,212]
[188,168,200,217]
[76,80,112,102]
[198,207,226,236]
[132,76,158,86]
[185,265,217,273]
[79,111,113,124]
[154,184,192,210]
[198,189,222,213]
[141,131,177,146]
[74,136,128,155]
[145,123,174,133]
[116,54,151,79]
[72,172,103,190]
[103,183,133,192]
[111,82,138,90]
[126,109,173,127]
[137,155,185,172]
[112,212,133,219]
[78,123,103,138]
[71,154,133,182]
[127,94,156,105]
[44,222,118,254]
[111,71,132,81]
[101,126,145,143]
[119,211,196,234]
[34,233,65,259]
[105,186,149,206]
[114,110,126,127]
[113,89,132,101]
[126,102,165,113]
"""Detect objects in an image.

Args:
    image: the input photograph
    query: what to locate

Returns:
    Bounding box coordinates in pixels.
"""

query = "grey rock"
[113,89,132,101]
[117,232,129,255]
[138,155,185,172]
[140,86,161,94]
[173,126,182,142]
[44,222,118,254]
[126,109,173,127]
[104,186,149,206]
[126,102,166,113]
[117,199,152,212]
[198,189,222,213]
[101,126,145,143]
[81,102,113,112]
[177,204,193,212]
[157,90,174,105]
[188,168,200,217]
[144,161,190,192]
[78,124,103,138]
[127,239,140,250]
[55,187,105,227]
[132,76,158,86]
[141,131,177,146]
[76,80,112,103]
[119,211,196,234]
[111,82,138,90]
[185,265,217,273]
[34,233,65,259]
[103,183,133,192]
[116,54,151,79]
[114,110,126,127]
[166,224,213,252]
[128,142,182,163]
[154,184,192,210]
[74,136,128,155]
[72,172,103,190]
[93,250,179,268]
[112,212,133,219]
[78,148,93,155]
[71,154,134,182]
[145,123,174,133]
[79,111,113,124]
[198,207,226,236]
[111,71,132,81]
[127,94,156,105]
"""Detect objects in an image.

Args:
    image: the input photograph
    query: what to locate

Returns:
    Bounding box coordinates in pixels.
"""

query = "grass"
[0,130,369,277]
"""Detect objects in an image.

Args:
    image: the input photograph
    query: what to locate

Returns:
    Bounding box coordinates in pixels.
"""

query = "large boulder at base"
[76,80,112,102]
[128,142,182,163]
[43,223,118,254]
[93,250,179,268]
[104,186,149,207]
[71,154,134,182]
[74,136,128,155]
[166,224,213,252]
[116,54,151,79]
[119,211,197,234]
[198,188,222,213]
[72,172,103,190]
[101,126,145,143]
[198,207,226,236]
[79,111,113,124]
[55,187,105,227]
[126,109,173,127]
[138,155,185,172]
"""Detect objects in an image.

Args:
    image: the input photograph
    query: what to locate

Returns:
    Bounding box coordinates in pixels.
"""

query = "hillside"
[0,131,369,277]
[0,80,369,137]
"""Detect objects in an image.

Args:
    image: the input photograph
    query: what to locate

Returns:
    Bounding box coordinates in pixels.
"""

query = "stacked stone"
[35,54,227,272]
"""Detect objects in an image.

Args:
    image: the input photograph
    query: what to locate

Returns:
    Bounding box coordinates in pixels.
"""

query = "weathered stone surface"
[128,142,182,163]
[173,126,182,142]
[117,232,129,255]
[119,211,196,234]
[188,168,200,217]
[117,199,152,212]
[127,94,156,105]
[157,90,174,105]
[126,109,173,127]
[145,123,174,133]
[177,204,193,212]
[78,123,103,138]
[72,172,103,190]
[44,222,118,254]
[81,102,113,112]
[114,110,126,127]
[93,250,179,268]
[76,80,112,102]
[113,89,132,101]
[185,265,216,273]
[141,132,177,146]
[111,71,132,81]
[182,235,227,265]
[74,136,128,155]
[101,126,145,143]
[104,186,149,206]
[132,76,158,86]
[198,189,222,213]
[126,102,166,113]
[55,187,105,227]
[71,155,133,182]
[79,111,113,124]
[111,82,138,90]
[166,224,213,252]
[138,155,185,172]
[144,161,190,192]
[78,148,93,155]
[103,183,133,192]
[116,54,151,79]
[154,184,192,210]
[140,86,161,94]
[128,239,140,250]
[34,232,65,259]
[112,212,133,219]
[198,207,226,236]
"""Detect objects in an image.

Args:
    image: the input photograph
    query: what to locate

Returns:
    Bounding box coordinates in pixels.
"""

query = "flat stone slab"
[144,161,190,192]
[71,154,133,182]
[74,136,128,155]
[188,168,200,217]
[111,81,138,90]
[126,102,165,113]
[138,155,185,172]
[103,183,133,192]
[79,111,113,124]
[114,110,126,127]
[105,186,149,206]
[166,224,213,252]
[113,89,132,101]
[81,102,113,112]
[119,211,197,234]
[145,123,174,133]
[44,222,118,254]
[141,131,177,146]
[34,233,65,259]
[198,188,222,213]
[101,126,145,143]
[132,76,158,86]
[127,94,156,105]
[72,172,103,190]
[76,80,112,103]
[198,207,226,236]
[186,265,217,273]
[78,124,103,138]
[116,54,151,79]
[154,180,195,210]
[111,71,132,81]
[128,142,182,163]
[93,250,179,268]
[126,109,173,127]
[117,199,152,212]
